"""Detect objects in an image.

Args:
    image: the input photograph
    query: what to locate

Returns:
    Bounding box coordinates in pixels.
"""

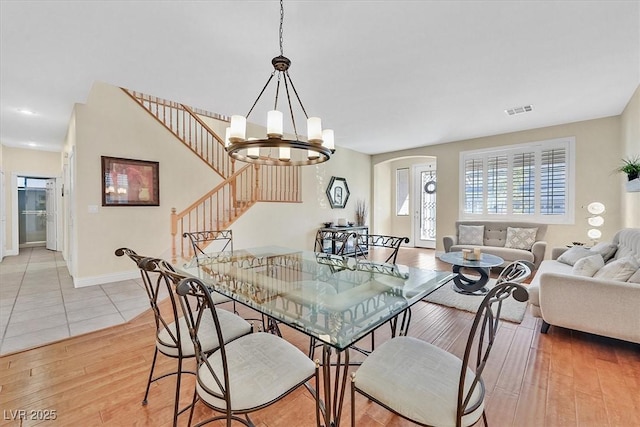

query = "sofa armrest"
[538,272,640,344]
[530,241,547,270]
[551,247,569,260]
[443,235,456,252]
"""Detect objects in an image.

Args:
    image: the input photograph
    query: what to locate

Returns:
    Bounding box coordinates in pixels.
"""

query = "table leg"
[321,344,350,427]
[452,265,490,295]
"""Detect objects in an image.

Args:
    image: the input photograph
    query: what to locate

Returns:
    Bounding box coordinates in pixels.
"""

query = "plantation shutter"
[464,158,483,214]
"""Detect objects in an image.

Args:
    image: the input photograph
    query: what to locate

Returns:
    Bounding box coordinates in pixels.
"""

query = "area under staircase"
[123,88,302,259]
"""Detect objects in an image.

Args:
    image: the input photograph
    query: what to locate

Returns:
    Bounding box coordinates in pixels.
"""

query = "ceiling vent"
[505,105,533,116]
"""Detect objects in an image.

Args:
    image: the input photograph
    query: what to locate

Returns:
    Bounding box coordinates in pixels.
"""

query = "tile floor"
[0,246,151,355]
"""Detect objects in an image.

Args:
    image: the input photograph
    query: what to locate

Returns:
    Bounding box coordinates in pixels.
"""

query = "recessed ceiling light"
[17,108,36,115]
[505,105,533,116]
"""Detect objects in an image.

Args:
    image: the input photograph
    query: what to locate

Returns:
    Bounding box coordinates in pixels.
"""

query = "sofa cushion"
[557,246,592,266]
[590,242,617,262]
[459,225,484,245]
[593,257,639,281]
[505,227,538,250]
[572,254,604,277]
[628,269,640,284]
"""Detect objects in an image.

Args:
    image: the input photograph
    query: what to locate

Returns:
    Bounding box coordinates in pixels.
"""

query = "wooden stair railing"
[122,88,233,179]
[121,87,304,258]
[171,164,258,260]
[170,163,303,260]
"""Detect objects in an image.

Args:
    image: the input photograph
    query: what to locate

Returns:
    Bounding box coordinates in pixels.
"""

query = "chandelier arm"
[246,71,276,118]
[285,70,310,119]
[282,74,300,139]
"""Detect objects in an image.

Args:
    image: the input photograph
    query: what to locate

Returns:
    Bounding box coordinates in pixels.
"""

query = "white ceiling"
[1,1,638,155]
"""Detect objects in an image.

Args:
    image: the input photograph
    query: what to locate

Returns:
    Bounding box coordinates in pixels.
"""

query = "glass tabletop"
[439,251,504,268]
[175,246,454,351]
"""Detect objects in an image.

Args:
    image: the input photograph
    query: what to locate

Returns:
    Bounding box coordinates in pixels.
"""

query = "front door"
[412,163,437,249]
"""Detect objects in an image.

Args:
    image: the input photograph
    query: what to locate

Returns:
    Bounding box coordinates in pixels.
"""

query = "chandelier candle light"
[225,0,335,166]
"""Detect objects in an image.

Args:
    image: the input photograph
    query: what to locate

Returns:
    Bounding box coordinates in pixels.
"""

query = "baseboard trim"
[73,270,139,288]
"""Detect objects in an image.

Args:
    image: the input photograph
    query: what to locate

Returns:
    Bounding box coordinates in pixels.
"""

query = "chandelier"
[225,0,334,166]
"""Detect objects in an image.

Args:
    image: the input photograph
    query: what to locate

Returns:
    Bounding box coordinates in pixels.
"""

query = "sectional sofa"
[442,221,548,269]
[528,228,640,344]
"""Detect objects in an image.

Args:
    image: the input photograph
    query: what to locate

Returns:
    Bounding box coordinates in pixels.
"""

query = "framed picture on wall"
[101,156,159,206]
[326,176,350,209]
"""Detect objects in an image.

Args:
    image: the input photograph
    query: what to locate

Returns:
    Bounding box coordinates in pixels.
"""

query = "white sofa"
[442,221,548,269]
[528,228,640,344]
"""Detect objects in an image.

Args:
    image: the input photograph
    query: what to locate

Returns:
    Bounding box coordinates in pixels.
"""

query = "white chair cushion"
[572,254,605,277]
[354,336,484,427]
[196,332,316,412]
[458,225,484,245]
[157,308,251,357]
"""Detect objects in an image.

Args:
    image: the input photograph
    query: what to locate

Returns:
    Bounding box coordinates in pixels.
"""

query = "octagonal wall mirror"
[326,176,350,209]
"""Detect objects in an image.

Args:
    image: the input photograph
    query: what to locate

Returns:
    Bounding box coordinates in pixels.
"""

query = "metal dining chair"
[350,281,529,427]
[183,230,233,259]
[114,248,252,427]
[172,275,322,427]
[496,260,534,284]
[354,234,410,264]
[314,228,357,255]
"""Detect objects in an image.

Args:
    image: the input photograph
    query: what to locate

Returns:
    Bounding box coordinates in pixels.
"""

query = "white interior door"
[412,163,437,248]
[46,178,56,250]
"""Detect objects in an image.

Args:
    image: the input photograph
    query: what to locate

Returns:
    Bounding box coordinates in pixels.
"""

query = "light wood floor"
[1,248,638,426]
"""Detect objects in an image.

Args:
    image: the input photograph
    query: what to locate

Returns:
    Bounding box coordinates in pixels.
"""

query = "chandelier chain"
[279,0,284,56]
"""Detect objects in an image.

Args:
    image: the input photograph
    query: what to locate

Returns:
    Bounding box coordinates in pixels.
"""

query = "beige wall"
[66,81,370,286]
[1,146,63,254]
[620,84,640,228]
[373,116,624,255]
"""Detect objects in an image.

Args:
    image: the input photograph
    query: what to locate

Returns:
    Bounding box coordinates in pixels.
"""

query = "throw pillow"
[458,225,484,245]
[572,254,604,277]
[557,246,592,266]
[504,227,538,250]
[593,256,639,281]
[589,242,618,262]
[626,268,640,284]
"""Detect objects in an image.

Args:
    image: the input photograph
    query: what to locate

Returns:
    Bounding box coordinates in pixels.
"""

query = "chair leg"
[173,357,183,427]
[188,386,198,427]
[482,410,488,426]
[143,347,159,405]
[350,377,356,427]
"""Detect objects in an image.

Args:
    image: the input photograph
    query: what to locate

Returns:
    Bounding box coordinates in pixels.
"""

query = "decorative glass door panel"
[413,163,437,249]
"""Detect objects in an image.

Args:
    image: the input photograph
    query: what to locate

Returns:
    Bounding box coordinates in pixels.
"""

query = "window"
[460,137,574,223]
[396,168,409,216]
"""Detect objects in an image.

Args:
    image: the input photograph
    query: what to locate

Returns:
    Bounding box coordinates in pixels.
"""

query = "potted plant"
[617,155,640,181]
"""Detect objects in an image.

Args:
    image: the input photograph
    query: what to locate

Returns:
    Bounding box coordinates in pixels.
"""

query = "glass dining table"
[174,246,454,427]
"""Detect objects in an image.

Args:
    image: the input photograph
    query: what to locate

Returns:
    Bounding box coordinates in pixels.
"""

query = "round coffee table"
[439,252,504,295]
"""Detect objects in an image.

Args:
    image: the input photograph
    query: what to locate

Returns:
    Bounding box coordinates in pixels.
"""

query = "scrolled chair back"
[174,277,232,409]
[355,234,410,264]
[457,281,529,422]
[183,230,233,260]
[496,260,535,284]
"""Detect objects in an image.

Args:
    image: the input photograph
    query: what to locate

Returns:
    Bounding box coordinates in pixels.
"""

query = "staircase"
[123,88,302,260]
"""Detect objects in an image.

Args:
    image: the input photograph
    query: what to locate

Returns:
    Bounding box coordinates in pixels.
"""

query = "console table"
[318,226,368,256]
